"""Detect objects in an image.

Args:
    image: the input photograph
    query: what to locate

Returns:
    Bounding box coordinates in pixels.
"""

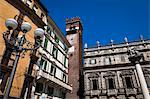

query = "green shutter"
[44,61,47,70]
[52,46,58,58]
[44,38,48,48]
[40,58,44,69]
[64,57,66,67]
[55,35,59,43]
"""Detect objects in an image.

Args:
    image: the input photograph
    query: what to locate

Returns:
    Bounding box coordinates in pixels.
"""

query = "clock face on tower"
[69,34,76,45]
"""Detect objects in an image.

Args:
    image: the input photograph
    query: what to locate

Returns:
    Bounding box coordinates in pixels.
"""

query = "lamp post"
[128,48,150,99]
[2,18,44,99]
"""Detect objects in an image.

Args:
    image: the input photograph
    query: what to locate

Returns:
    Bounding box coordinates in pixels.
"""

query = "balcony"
[90,90,101,96]
[125,88,137,96]
[36,69,72,92]
[107,89,118,96]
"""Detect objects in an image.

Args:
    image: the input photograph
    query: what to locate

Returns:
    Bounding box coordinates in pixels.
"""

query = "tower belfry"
[66,17,83,99]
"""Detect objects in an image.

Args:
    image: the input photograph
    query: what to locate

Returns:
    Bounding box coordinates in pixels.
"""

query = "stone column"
[135,63,150,99]
[128,48,150,99]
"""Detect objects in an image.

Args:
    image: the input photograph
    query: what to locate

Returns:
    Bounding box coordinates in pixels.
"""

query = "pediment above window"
[143,69,150,74]
[104,71,116,77]
[88,72,100,78]
[120,70,133,76]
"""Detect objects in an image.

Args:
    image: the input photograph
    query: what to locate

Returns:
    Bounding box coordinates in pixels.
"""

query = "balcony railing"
[125,88,137,95]
[107,89,118,96]
[36,69,72,91]
[85,88,141,97]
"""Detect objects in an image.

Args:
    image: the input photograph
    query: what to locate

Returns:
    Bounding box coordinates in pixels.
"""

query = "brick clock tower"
[66,17,83,99]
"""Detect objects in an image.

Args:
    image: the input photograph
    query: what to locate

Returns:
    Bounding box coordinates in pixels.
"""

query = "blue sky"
[41,0,149,47]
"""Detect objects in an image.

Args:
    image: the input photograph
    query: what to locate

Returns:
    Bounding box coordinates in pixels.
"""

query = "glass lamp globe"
[34,28,44,38]
[21,22,32,33]
[5,18,18,30]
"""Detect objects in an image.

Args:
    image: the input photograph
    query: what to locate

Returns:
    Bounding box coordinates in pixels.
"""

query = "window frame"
[35,82,43,93]
[91,79,99,90]
[121,55,125,62]
[47,86,54,96]
[62,73,67,83]
[39,58,48,71]
[107,78,115,89]
[55,35,59,43]
[32,4,38,13]
[52,46,58,59]
[44,38,48,48]
[89,59,96,64]
[145,75,150,88]
[50,64,56,76]
[124,76,133,88]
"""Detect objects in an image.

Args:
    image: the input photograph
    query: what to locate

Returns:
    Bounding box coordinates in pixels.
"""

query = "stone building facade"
[83,39,150,99]
[0,0,47,98]
[0,0,72,98]
[29,15,72,99]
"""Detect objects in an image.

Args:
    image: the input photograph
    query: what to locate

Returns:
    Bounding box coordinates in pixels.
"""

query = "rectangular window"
[46,27,51,35]
[47,87,54,96]
[145,76,150,88]
[32,4,38,13]
[121,55,125,62]
[43,61,47,71]
[41,13,44,19]
[40,58,45,69]
[55,35,59,43]
[26,0,32,7]
[108,78,115,89]
[109,57,111,64]
[64,57,66,67]
[89,59,96,64]
[52,46,58,58]
[64,46,68,52]
[57,51,64,63]
[51,31,55,38]
[35,82,43,93]
[65,58,68,68]
[59,41,65,49]
[40,58,44,65]
[44,38,48,48]
[104,57,111,65]
[62,92,66,99]
[40,58,48,71]
[92,79,98,90]
[50,65,56,76]
[125,77,133,88]
[62,74,66,82]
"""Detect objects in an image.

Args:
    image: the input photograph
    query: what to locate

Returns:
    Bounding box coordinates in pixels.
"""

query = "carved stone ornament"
[127,48,143,63]
[143,69,150,74]
[88,72,99,78]
[104,71,116,77]
[128,48,140,56]
[120,70,133,76]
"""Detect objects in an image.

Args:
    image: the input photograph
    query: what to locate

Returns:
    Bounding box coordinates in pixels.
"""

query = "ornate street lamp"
[3,18,44,99]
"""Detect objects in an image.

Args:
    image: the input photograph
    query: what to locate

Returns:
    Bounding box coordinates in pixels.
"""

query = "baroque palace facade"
[83,39,150,99]
[0,0,72,99]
